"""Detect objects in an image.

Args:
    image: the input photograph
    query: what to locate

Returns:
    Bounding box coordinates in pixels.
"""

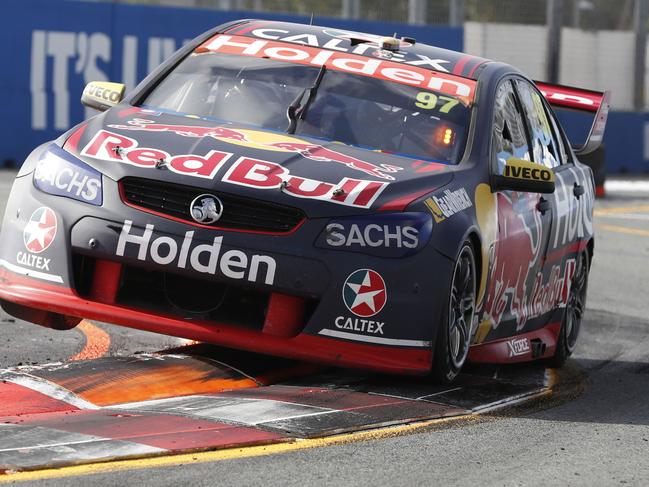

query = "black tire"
[431,241,477,384]
[579,145,606,190]
[547,248,590,368]
[0,300,80,330]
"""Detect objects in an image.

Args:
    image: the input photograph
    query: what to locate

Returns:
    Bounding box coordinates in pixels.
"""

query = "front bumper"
[0,268,432,374]
[0,173,454,374]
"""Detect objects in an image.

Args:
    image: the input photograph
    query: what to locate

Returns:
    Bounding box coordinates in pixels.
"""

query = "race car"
[0,20,609,382]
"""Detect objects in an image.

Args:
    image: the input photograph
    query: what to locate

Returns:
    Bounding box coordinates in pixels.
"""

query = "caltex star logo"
[342,269,387,318]
[23,207,57,254]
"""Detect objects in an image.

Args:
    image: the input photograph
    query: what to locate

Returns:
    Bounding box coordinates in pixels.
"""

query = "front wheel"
[431,241,477,384]
[547,248,590,368]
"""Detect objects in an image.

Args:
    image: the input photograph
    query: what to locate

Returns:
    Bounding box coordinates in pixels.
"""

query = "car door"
[541,95,593,261]
[480,78,553,339]
[535,82,594,313]
[514,78,584,325]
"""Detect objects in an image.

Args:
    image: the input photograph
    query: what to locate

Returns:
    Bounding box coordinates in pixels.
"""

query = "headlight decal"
[33,144,103,206]
[315,212,432,258]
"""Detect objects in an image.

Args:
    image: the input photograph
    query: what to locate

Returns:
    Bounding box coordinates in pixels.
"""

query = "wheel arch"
[466,230,483,296]
[429,229,481,383]
[586,237,594,267]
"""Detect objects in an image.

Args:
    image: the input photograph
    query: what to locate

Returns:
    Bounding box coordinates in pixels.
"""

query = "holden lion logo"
[23,207,57,253]
[190,194,223,224]
[343,269,387,318]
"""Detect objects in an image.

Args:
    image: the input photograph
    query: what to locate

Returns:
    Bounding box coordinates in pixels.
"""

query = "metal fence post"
[407,0,426,25]
[634,0,648,110]
[546,0,564,84]
[449,0,465,27]
[342,0,360,19]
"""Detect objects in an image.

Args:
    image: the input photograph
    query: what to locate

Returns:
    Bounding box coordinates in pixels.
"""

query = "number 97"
[415,92,459,114]
[415,92,437,110]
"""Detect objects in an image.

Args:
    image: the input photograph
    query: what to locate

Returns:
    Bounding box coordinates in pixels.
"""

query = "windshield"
[142,51,472,164]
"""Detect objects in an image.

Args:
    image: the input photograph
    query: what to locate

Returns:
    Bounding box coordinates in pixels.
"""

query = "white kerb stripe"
[0,424,163,453]
[319,329,431,347]
[0,371,100,410]
[110,395,334,426]
[0,259,64,283]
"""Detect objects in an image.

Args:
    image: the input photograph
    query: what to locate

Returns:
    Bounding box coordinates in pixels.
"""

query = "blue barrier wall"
[0,0,462,167]
[556,110,648,174]
[603,112,648,173]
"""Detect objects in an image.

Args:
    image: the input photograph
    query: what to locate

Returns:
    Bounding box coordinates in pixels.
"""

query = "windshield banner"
[198,35,476,100]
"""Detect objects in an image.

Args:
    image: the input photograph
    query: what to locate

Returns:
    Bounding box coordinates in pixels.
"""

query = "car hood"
[66,107,455,218]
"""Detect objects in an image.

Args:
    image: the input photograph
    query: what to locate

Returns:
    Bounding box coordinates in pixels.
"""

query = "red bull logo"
[108,119,402,181]
[79,129,388,208]
[266,142,401,180]
[481,192,543,330]
[109,119,248,141]
[480,192,577,331]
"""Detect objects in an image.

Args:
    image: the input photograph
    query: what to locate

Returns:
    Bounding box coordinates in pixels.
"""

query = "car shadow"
[501,356,649,427]
[167,342,549,412]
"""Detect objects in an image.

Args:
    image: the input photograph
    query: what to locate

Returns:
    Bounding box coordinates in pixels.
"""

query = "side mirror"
[81,81,125,112]
[492,158,555,194]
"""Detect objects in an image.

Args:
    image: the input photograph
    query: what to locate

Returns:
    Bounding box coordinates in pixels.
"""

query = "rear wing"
[535,81,611,156]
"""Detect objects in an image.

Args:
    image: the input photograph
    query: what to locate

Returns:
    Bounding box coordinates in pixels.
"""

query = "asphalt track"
[1,171,649,486]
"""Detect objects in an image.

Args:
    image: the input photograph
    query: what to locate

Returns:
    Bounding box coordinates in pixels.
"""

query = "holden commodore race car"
[0,20,609,382]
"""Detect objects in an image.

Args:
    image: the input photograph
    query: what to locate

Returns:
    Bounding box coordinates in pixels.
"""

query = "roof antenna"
[309,12,315,26]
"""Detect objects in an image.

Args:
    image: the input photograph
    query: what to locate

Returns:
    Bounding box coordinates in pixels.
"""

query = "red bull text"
[80,129,388,208]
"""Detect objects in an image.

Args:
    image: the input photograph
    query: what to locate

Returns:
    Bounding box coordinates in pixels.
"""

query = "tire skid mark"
[69,320,111,362]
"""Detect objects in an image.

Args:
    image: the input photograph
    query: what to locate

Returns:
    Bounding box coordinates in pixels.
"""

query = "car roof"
[220,20,492,80]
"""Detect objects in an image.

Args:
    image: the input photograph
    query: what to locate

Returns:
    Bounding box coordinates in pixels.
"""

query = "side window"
[544,103,570,165]
[492,80,530,174]
[515,80,561,168]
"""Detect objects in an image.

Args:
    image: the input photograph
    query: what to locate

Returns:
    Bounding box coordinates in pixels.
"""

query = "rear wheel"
[547,248,590,368]
[431,242,477,384]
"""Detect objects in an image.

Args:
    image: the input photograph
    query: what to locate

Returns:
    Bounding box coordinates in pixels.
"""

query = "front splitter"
[0,343,551,476]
